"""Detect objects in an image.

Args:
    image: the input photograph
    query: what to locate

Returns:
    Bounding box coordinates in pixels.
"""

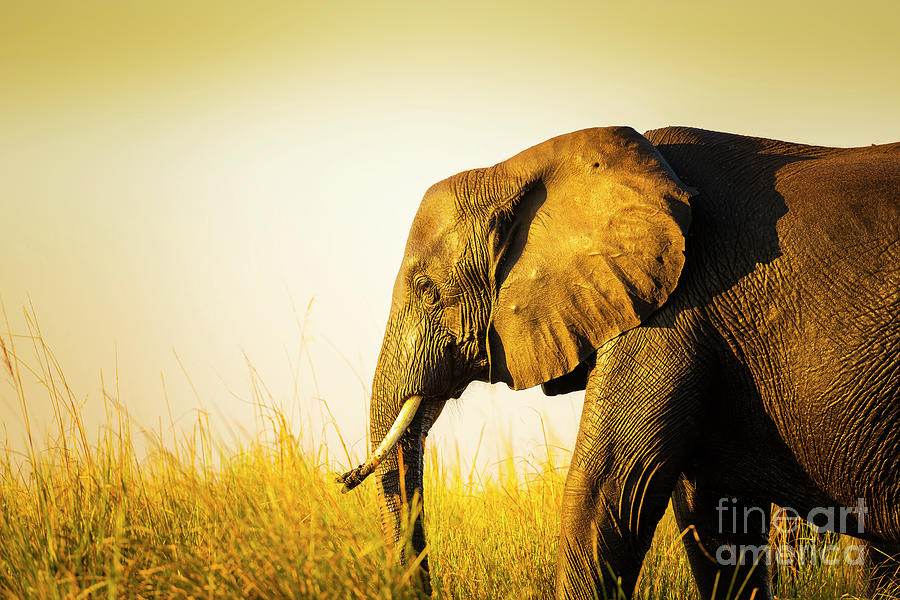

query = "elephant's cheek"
[403,327,422,355]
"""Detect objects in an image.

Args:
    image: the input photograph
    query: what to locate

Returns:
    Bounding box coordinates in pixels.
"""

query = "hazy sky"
[2,1,899,472]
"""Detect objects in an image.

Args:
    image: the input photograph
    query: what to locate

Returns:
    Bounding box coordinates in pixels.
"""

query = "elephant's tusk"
[336,395,423,492]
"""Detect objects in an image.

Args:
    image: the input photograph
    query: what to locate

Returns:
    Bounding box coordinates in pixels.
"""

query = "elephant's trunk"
[369,391,440,594]
[336,314,442,594]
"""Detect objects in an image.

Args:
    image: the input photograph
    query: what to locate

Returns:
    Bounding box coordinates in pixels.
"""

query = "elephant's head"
[337,126,694,589]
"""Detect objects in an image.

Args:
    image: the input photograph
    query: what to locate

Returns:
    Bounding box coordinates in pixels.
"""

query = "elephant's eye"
[415,276,440,307]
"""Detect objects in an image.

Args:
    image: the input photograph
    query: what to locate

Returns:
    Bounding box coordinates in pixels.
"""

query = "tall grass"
[0,310,882,599]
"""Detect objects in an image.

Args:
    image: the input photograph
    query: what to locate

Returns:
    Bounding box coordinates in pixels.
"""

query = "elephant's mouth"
[337,395,423,492]
[449,384,467,400]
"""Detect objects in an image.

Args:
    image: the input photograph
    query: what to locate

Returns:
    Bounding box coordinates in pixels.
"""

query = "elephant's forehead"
[404,189,461,262]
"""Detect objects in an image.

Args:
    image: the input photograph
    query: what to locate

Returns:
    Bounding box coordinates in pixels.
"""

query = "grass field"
[0,323,883,599]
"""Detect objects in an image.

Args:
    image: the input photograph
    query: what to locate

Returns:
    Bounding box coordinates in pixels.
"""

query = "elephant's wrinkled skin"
[339,126,900,599]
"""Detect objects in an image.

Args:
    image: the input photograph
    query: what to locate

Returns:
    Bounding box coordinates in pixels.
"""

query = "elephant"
[337,126,900,599]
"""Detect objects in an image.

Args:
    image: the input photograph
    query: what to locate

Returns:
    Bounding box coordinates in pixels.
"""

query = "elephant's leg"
[555,330,704,600]
[672,476,773,600]
[866,541,900,597]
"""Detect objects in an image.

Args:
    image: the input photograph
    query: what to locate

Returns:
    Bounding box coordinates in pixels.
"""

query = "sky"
[2,1,899,474]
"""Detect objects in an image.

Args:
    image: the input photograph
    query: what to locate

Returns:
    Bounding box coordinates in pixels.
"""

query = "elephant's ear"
[485,127,694,390]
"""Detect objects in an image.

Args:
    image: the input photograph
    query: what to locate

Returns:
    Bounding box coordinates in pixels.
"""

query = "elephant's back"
[647,126,900,292]
[650,127,900,522]
[650,126,900,394]
[770,140,900,326]
[774,140,900,231]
